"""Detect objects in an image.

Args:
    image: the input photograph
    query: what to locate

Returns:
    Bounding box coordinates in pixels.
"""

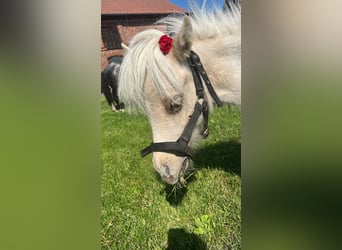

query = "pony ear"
[121,43,129,52]
[173,16,193,61]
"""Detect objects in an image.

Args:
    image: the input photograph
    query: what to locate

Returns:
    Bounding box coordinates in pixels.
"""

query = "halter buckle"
[201,128,209,138]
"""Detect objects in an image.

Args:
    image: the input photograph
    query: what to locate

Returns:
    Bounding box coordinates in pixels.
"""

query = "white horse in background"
[119,2,240,185]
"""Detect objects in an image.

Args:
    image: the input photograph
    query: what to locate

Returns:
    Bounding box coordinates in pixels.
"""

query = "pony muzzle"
[153,155,190,185]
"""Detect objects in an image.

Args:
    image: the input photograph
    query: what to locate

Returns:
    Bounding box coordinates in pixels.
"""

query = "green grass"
[101,98,241,249]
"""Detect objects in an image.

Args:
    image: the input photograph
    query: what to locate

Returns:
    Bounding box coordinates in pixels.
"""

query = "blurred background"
[243,1,342,249]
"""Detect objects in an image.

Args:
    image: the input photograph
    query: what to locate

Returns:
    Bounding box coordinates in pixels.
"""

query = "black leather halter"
[140,50,223,159]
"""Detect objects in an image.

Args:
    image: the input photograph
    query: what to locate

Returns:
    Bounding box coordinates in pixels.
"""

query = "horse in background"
[101,56,125,112]
[118,1,240,185]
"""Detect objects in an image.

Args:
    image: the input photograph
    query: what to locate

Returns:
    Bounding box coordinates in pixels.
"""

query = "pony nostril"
[161,165,171,177]
[160,165,178,184]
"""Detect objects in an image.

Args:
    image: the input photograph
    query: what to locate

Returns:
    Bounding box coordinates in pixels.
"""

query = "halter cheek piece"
[140,50,223,159]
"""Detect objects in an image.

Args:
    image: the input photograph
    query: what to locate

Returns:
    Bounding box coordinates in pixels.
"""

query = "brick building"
[101,0,185,71]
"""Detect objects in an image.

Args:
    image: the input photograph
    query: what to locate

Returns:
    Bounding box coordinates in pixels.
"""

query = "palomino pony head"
[119,4,240,185]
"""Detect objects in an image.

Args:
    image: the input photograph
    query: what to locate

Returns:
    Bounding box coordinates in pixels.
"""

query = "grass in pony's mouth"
[167,166,197,199]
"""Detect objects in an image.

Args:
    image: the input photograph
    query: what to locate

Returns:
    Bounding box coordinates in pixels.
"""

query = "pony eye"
[165,94,183,114]
[169,102,182,113]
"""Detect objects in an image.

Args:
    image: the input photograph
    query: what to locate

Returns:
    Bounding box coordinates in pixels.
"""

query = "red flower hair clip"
[159,35,173,55]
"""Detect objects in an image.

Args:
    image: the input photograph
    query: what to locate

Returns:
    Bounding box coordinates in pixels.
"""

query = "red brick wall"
[101,19,166,71]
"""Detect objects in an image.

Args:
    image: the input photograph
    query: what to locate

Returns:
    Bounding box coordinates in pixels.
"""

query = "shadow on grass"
[157,140,240,205]
[165,228,207,250]
[194,140,241,176]
[159,172,197,206]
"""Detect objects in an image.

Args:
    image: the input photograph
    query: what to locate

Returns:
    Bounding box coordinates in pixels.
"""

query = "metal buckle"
[201,128,209,138]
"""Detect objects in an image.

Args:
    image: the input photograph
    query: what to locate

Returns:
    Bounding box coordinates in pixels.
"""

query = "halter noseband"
[140,50,222,159]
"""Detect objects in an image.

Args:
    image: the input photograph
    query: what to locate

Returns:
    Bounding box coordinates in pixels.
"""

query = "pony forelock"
[118,29,182,112]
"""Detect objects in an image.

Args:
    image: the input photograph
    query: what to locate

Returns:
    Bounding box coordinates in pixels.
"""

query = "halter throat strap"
[140,50,222,159]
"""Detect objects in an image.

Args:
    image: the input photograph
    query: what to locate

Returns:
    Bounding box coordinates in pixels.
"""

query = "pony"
[118,1,240,185]
[101,56,125,112]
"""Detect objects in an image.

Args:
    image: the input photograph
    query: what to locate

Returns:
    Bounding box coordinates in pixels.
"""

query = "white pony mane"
[159,3,240,42]
[118,2,241,111]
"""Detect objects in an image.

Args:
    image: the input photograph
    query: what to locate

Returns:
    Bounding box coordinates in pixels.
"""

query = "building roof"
[101,0,186,15]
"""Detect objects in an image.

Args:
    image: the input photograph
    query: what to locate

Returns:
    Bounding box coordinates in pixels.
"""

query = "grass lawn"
[101,98,241,249]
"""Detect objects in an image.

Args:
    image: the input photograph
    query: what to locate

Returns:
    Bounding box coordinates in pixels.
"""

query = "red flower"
[159,35,173,54]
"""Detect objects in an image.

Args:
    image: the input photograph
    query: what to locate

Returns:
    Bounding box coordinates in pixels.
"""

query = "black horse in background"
[101,56,125,112]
